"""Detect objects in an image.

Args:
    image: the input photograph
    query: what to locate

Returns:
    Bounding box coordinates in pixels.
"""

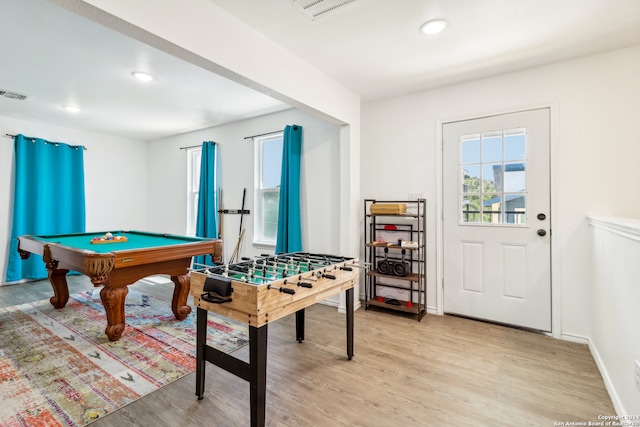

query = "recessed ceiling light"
[63,105,80,113]
[420,19,448,35]
[132,71,156,82]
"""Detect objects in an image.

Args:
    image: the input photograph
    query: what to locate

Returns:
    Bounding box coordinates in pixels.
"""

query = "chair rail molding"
[588,216,640,242]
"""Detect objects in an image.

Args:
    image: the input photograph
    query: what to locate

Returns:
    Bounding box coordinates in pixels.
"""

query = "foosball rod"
[292,253,370,269]
[253,260,302,271]
[250,263,302,277]
[290,260,372,269]
[227,264,317,283]
[239,262,335,286]
[190,263,235,275]
[283,257,330,267]
[245,253,334,269]
[243,254,351,275]
[192,263,272,283]
[200,269,259,284]
[260,253,330,267]
[278,257,334,270]
[251,260,308,275]
[345,263,371,269]
[283,253,350,264]
[245,257,361,277]
[250,258,293,269]
[282,255,333,265]
[255,252,346,264]
[221,266,281,281]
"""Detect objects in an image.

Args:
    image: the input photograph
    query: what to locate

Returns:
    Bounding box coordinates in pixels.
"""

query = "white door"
[443,108,551,331]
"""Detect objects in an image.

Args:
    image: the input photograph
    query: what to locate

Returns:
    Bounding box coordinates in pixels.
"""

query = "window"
[254,133,283,245]
[186,147,201,235]
[460,128,527,225]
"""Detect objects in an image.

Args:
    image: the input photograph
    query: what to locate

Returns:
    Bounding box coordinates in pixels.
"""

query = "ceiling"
[213,0,640,100]
[2,0,640,141]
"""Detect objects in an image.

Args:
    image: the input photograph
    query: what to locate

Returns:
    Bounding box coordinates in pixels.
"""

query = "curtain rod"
[243,129,283,140]
[179,141,219,150]
[4,133,87,150]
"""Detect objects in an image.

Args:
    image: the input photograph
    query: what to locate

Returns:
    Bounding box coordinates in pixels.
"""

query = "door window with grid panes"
[460,128,527,225]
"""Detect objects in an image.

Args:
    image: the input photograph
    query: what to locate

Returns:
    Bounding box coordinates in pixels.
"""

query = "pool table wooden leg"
[170,273,192,320]
[47,266,70,309]
[42,245,70,309]
[100,285,128,341]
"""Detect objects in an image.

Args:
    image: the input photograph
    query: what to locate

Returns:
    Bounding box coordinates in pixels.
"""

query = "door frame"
[435,104,560,338]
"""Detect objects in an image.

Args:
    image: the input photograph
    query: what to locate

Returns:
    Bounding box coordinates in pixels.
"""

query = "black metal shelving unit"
[364,199,427,321]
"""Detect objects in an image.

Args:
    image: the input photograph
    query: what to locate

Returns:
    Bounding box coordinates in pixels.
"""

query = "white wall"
[0,116,148,283]
[146,108,342,262]
[362,43,640,332]
[589,217,640,416]
[362,44,640,412]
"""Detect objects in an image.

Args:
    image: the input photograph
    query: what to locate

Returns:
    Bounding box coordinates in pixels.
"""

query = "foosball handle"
[268,284,296,295]
[340,266,353,271]
[284,279,312,288]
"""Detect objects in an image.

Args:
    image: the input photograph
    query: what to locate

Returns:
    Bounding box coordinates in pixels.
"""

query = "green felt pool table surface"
[31,230,210,253]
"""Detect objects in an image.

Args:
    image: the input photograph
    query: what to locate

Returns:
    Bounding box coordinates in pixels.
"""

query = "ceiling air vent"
[292,0,362,20]
[0,90,27,101]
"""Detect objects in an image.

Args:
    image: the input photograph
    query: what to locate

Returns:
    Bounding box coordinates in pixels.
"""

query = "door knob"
[537,213,546,221]
[537,229,547,237]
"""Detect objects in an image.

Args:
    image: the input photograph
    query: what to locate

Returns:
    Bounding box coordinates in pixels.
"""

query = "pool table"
[17,230,222,341]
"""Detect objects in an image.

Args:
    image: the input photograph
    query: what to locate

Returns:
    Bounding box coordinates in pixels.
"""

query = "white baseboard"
[336,299,362,313]
[562,332,624,416]
[559,332,590,345]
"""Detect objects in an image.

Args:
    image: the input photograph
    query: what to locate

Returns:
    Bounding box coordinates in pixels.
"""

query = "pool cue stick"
[218,188,224,263]
[229,188,247,264]
[239,187,246,236]
[229,229,245,264]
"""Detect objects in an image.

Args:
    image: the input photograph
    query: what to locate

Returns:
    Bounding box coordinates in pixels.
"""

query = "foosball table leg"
[295,309,305,343]
[346,287,354,360]
[249,325,268,427]
[195,307,207,399]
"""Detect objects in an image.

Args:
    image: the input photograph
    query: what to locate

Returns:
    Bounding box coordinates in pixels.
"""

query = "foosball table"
[190,252,364,427]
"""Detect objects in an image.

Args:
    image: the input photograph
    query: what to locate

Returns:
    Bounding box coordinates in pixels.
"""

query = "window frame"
[186,146,201,236]
[253,132,284,246]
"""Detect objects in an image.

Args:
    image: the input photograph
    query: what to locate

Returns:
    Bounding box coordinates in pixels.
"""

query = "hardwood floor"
[0,278,614,426]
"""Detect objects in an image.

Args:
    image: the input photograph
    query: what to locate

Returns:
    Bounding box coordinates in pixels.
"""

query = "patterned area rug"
[0,289,248,426]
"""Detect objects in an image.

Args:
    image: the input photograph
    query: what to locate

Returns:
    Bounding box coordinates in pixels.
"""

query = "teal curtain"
[193,141,219,267]
[5,134,86,282]
[275,125,302,254]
